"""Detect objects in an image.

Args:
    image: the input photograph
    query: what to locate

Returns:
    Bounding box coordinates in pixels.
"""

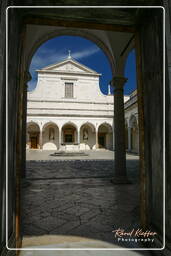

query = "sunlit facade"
[26,56,138,152]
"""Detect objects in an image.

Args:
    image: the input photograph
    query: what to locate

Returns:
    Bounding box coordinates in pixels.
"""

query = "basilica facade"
[26,55,139,153]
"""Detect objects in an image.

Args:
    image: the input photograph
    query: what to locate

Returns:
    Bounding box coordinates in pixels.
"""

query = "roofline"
[36,70,101,76]
[38,57,100,75]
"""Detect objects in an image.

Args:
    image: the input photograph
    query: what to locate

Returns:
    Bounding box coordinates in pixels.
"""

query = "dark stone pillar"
[111,76,130,184]
[128,126,132,152]
[39,130,43,149]
[95,129,99,149]
[58,128,61,150]
[137,7,164,249]
[22,72,31,177]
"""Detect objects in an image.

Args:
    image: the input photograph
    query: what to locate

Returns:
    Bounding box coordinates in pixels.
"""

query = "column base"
[111,176,132,184]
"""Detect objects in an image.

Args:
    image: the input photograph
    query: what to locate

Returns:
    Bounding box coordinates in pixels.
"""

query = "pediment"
[38,59,100,75]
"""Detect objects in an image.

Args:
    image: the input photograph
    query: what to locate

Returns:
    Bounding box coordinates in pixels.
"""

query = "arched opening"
[124,49,139,154]
[26,35,114,153]
[98,123,113,150]
[27,35,113,95]
[80,122,96,150]
[42,122,59,150]
[2,6,165,252]
[61,123,78,148]
[129,115,139,153]
[26,122,40,149]
[27,32,115,92]
[123,49,137,94]
[23,30,140,248]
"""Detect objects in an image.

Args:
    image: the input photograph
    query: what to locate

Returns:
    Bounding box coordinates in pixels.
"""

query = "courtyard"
[21,150,143,250]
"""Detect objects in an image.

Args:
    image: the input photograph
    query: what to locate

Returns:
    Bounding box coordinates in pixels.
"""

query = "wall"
[27,62,115,119]
[0,1,7,253]
[0,2,23,254]
[165,0,171,252]
[139,8,164,245]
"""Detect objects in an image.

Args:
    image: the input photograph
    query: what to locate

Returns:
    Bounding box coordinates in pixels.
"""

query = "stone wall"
[139,8,164,244]
[0,1,24,254]
[165,0,171,252]
[0,0,7,253]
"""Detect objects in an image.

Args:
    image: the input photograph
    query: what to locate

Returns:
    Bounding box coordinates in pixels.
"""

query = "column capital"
[110,76,127,90]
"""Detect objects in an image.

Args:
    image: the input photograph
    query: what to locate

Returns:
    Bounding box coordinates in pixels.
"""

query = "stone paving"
[26,149,139,161]
[21,151,143,249]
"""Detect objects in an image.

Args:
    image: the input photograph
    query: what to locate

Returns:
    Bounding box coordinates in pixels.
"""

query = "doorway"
[27,122,40,149]
[30,136,38,149]
[62,123,77,144]
[98,133,106,148]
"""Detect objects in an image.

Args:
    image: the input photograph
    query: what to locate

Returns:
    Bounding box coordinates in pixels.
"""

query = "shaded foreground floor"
[21,152,146,250]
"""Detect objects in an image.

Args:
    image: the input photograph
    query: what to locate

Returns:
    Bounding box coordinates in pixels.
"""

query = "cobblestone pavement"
[21,154,142,248]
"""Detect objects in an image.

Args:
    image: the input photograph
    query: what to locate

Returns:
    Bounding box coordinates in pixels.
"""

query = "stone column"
[77,129,80,144]
[128,126,132,152]
[22,72,32,177]
[95,129,99,149]
[58,128,61,150]
[39,130,43,150]
[113,129,115,150]
[74,130,76,143]
[111,76,130,184]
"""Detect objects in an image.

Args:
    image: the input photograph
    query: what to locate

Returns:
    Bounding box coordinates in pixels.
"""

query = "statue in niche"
[49,127,55,140]
[83,129,88,141]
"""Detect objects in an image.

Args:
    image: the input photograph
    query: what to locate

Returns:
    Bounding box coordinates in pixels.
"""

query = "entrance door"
[98,133,106,148]
[63,127,75,143]
[30,137,37,149]
[65,134,73,143]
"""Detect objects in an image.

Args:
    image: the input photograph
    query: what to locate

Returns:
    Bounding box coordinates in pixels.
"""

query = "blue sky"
[28,35,136,95]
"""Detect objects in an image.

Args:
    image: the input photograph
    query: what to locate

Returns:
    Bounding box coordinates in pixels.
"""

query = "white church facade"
[26,55,139,153]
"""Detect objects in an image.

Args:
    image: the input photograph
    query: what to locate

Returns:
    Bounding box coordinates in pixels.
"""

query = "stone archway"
[1,5,166,253]
[61,122,78,150]
[42,122,59,150]
[98,123,113,150]
[27,122,40,149]
[125,120,128,150]
[25,29,116,79]
[80,122,96,150]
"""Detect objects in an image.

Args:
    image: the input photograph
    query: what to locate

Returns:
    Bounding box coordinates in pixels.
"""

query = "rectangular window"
[65,82,73,98]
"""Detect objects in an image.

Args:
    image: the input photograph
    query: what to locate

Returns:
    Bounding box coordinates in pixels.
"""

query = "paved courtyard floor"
[26,149,138,161]
[21,150,152,252]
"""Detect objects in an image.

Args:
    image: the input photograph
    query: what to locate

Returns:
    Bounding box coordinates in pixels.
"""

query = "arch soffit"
[27,121,40,130]
[98,122,113,132]
[26,28,116,78]
[42,122,59,131]
[62,121,78,130]
[80,122,96,131]
[116,39,134,76]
